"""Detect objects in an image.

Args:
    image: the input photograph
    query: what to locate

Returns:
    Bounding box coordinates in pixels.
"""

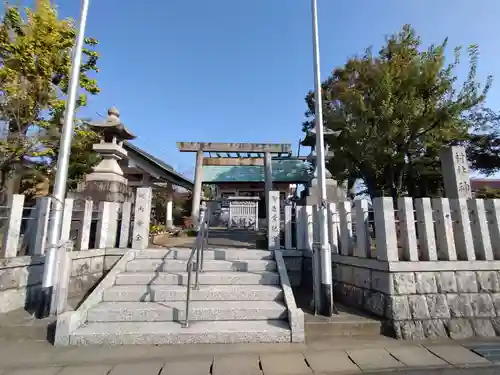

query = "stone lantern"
[82,107,136,203]
[300,129,348,204]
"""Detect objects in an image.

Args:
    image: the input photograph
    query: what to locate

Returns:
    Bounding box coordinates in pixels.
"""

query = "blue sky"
[22,1,500,178]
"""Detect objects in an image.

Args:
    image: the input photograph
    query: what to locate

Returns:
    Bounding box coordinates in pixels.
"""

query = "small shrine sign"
[440,146,472,199]
[132,187,153,249]
[268,191,280,250]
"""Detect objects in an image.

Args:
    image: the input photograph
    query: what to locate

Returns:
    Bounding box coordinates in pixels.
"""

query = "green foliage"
[466,109,500,175]
[150,224,166,235]
[474,186,500,199]
[152,189,191,227]
[174,192,192,224]
[183,229,197,237]
[303,25,494,198]
[202,184,215,200]
[152,191,167,224]
[0,0,101,198]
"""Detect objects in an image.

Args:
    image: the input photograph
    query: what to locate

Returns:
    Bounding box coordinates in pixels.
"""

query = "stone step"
[114,271,280,285]
[87,301,288,322]
[70,320,291,345]
[136,248,274,260]
[125,259,277,272]
[103,285,284,302]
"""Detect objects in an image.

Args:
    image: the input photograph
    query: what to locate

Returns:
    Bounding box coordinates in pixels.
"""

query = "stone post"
[132,187,152,249]
[305,205,314,252]
[107,202,120,248]
[440,146,472,198]
[354,199,370,258]
[1,194,24,258]
[312,205,320,244]
[166,196,173,229]
[450,199,475,261]
[284,205,292,249]
[486,199,500,259]
[33,197,51,255]
[432,198,457,261]
[414,198,438,261]
[295,206,304,250]
[55,241,72,315]
[397,197,418,261]
[468,199,493,260]
[119,201,132,248]
[191,150,204,221]
[95,202,112,249]
[60,198,74,243]
[76,200,92,251]
[338,201,352,256]
[372,197,399,261]
[254,199,259,230]
[327,203,339,254]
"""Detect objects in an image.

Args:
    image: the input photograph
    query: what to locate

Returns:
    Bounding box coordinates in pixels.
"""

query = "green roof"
[202,160,311,183]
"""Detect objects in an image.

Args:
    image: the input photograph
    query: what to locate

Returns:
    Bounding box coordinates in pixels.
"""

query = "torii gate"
[176,142,292,220]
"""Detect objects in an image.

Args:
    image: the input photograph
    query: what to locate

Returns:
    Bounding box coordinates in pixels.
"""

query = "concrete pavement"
[0,337,497,375]
[152,228,262,250]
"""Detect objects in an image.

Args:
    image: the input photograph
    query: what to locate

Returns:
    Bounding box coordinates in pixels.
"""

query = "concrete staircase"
[65,248,303,345]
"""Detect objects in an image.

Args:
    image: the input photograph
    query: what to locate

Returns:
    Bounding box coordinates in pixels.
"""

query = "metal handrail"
[182,206,210,328]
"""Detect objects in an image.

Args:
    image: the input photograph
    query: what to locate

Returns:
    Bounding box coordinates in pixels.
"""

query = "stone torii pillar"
[264,152,273,211]
[191,150,204,222]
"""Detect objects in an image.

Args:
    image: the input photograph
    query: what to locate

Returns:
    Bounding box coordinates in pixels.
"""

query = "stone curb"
[275,250,305,343]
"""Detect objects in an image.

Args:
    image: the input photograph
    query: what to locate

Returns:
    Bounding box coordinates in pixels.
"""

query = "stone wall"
[331,257,389,322]
[331,255,500,340]
[387,268,500,340]
[0,248,126,313]
[282,250,302,287]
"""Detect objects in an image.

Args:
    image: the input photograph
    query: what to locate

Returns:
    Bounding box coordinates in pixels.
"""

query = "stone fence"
[270,193,500,340]
[0,187,153,313]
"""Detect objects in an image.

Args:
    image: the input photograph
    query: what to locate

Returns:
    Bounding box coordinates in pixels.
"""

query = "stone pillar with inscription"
[268,191,280,250]
[440,146,472,198]
[132,187,153,249]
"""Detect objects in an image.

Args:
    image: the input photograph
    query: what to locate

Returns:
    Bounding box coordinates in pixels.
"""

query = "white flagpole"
[311,0,334,316]
[37,0,91,318]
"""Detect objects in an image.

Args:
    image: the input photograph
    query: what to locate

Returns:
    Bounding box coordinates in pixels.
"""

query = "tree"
[202,184,215,200]
[46,123,101,192]
[466,109,500,175]
[0,0,101,200]
[303,25,494,198]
